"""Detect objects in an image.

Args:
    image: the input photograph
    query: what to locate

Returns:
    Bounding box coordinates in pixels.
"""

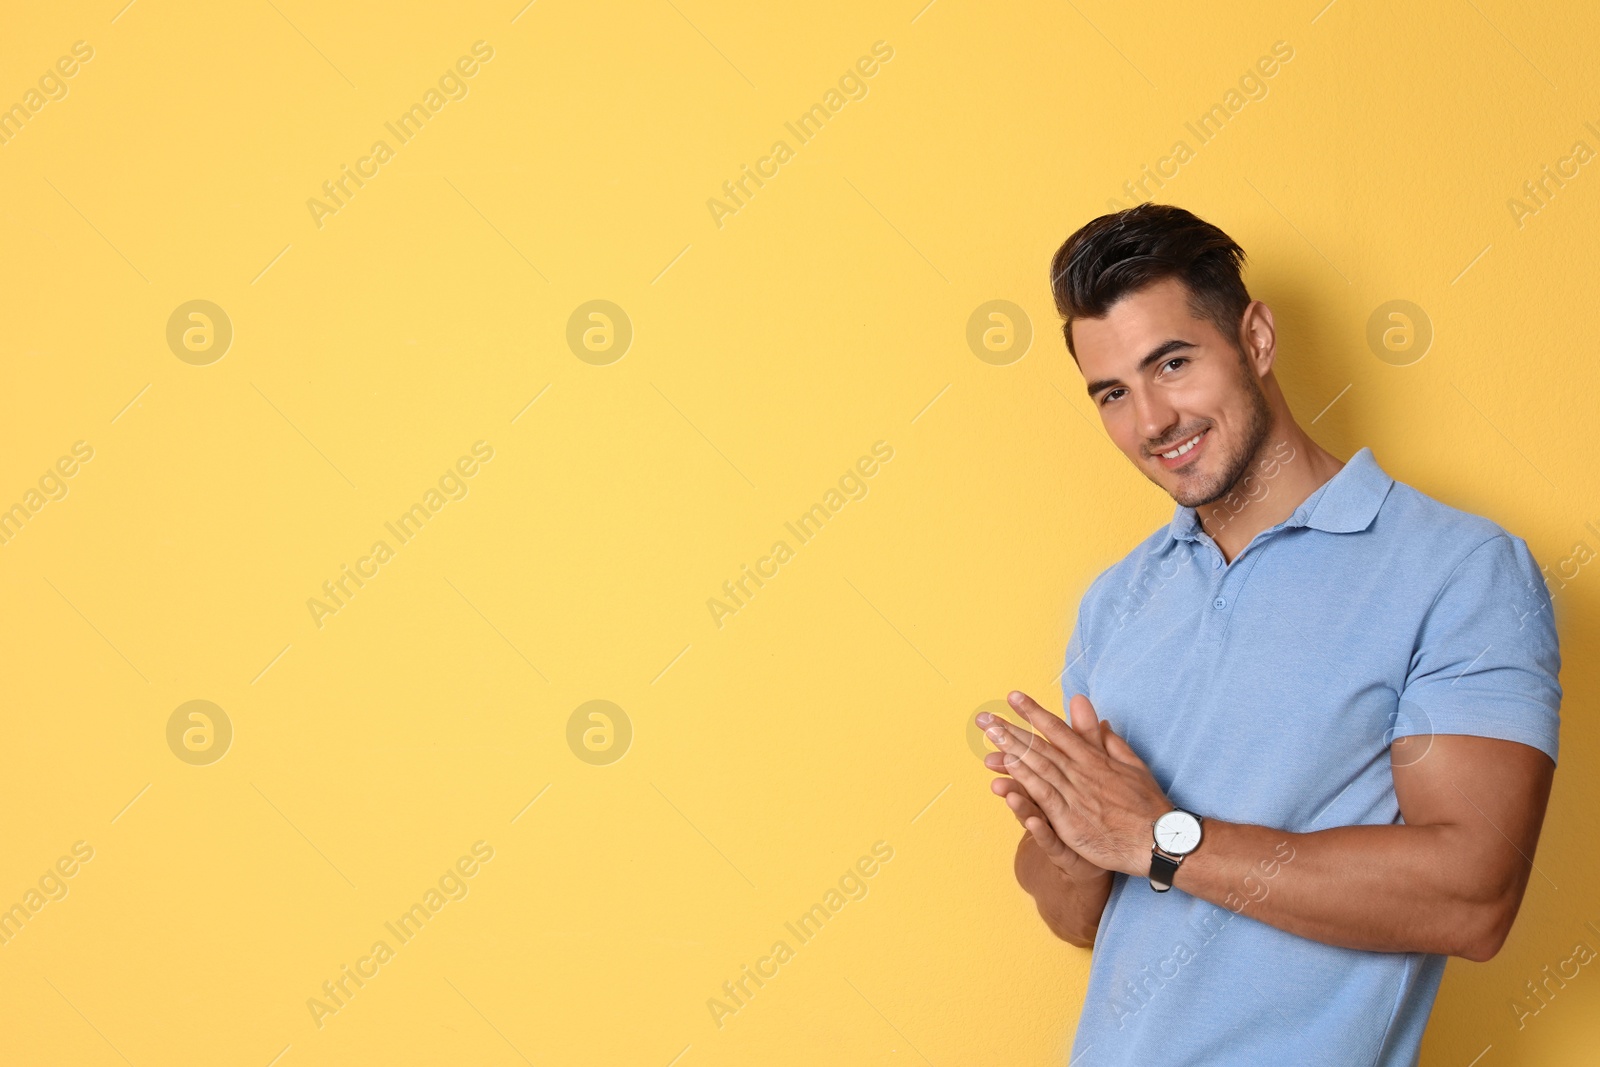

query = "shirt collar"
[1166,445,1395,545]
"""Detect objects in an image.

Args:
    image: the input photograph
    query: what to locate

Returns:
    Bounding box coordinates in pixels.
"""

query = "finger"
[1000,773,1116,878]
[1022,814,1076,864]
[984,749,1035,774]
[993,780,1074,860]
[987,720,1077,791]
[1104,726,1150,770]
[1067,694,1107,752]
[991,775,1025,799]
[1003,726,1125,869]
[992,777,1056,844]
[998,742,1078,833]
[981,717,1071,777]
[975,711,1046,754]
[993,775,1046,815]
[1010,691,1095,762]
[992,777,1046,824]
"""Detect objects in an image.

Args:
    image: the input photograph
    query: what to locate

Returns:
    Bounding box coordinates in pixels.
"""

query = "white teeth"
[1160,432,1204,460]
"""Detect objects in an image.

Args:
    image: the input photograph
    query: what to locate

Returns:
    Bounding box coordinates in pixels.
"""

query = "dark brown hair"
[1049,203,1251,360]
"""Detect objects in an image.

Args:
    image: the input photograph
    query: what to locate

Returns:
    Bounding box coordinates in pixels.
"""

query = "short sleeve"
[1394,534,1562,764]
[1060,575,1101,705]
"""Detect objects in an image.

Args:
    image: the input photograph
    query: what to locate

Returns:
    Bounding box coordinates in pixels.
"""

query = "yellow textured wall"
[1,1,1596,1064]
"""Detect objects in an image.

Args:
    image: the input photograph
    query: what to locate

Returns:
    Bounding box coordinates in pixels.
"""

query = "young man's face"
[1073,275,1273,509]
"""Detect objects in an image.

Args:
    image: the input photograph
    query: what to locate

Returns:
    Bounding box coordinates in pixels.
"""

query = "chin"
[1175,486,1224,508]
[1163,462,1229,509]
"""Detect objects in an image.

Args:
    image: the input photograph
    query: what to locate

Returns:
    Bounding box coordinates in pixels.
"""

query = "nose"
[1133,390,1179,454]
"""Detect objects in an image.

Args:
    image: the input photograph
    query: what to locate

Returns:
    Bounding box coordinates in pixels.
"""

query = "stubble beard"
[1167,354,1274,509]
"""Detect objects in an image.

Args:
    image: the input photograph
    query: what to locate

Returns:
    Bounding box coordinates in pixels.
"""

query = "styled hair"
[1049,203,1251,359]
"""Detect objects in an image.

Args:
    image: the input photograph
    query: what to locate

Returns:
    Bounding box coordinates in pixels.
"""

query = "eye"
[1099,388,1124,406]
[1162,356,1189,373]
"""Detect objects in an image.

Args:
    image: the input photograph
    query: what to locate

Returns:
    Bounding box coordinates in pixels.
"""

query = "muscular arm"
[1168,734,1555,961]
[985,693,1557,962]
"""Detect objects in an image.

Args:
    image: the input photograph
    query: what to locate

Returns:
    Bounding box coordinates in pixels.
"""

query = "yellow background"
[2,1,1597,1063]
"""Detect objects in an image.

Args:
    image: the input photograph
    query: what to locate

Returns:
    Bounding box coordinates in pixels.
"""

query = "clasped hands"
[979,691,1173,881]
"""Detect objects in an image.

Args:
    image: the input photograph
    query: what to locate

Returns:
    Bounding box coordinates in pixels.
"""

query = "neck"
[1197,420,1343,563]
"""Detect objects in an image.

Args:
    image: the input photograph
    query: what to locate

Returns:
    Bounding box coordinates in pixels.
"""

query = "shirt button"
[1213,596,1226,609]
[1212,557,1221,569]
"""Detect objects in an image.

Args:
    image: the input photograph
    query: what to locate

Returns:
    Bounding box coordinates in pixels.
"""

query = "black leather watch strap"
[1148,850,1181,892]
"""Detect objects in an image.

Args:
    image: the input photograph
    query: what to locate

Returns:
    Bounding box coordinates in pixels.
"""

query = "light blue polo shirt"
[1062,445,1561,1067]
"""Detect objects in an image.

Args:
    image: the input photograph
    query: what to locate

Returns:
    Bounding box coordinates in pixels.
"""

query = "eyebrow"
[1084,338,1197,400]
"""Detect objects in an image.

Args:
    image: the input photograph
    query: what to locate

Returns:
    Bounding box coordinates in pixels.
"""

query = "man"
[978,203,1562,1065]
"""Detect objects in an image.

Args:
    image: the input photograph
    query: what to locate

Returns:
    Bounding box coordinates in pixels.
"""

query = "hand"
[994,778,1108,886]
[985,702,1111,884]
[978,691,1172,878]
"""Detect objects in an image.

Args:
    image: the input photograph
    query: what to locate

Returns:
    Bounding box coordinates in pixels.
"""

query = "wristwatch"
[1148,809,1203,892]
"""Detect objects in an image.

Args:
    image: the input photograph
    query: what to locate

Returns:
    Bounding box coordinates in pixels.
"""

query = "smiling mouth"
[1154,428,1208,465]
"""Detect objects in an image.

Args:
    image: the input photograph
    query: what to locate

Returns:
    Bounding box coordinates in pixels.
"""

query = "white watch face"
[1154,810,1202,855]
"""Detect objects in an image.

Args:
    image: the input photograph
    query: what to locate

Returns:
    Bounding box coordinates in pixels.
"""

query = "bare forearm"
[983,699,1550,964]
[1170,819,1510,960]
[1014,833,1113,947]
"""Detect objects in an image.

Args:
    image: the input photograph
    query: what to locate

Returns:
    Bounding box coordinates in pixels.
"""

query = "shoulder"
[1377,476,1536,576]
[1076,522,1187,621]
[1367,474,1553,643]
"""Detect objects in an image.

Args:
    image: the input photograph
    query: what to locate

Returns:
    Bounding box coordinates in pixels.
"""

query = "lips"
[1155,428,1209,470]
